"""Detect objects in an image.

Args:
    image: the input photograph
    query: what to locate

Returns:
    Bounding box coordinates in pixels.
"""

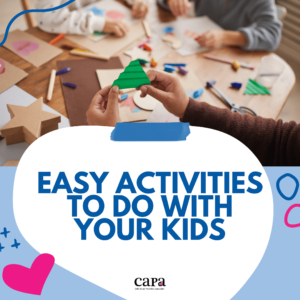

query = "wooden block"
[143,19,152,38]
[0,98,61,145]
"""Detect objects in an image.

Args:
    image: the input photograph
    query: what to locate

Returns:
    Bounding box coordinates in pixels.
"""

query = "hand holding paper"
[137,70,189,118]
[86,85,121,127]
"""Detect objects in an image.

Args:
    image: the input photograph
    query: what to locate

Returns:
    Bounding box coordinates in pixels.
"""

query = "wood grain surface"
[0,0,295,120]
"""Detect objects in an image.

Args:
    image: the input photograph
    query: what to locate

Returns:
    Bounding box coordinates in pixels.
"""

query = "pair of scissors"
[206,80,257,116]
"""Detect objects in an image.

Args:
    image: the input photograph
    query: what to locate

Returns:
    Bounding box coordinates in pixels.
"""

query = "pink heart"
[0,59,5,74]
[106,10,126,20]
[2,253,55,295]
[12,41,39,56]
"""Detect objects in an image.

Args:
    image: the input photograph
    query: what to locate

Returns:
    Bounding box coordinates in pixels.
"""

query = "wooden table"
[0,1,295,120]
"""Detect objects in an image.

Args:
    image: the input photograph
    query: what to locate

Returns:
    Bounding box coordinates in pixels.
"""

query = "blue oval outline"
[276,173,299,201]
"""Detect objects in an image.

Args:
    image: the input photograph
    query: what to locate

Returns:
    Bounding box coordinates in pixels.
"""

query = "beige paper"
[96,69,134,94]
[66,22,145,58]
[1,30,63,67]
[147,69,212,122]
[0,58,28,94]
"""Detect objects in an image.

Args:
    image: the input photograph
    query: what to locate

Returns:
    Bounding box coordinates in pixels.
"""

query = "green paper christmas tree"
[244,79,271,95]
[112,59,151,90]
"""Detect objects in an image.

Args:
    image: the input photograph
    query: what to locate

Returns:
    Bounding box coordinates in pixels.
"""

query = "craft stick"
[204,55,255,70]
[257,73,281,77]
[70,50,110,61]
[138,38,150,48]
[47,70,56,101]
[143,19,151,38]
[49,33,65,45]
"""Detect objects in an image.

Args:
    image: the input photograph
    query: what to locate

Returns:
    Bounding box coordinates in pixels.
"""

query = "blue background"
[1,167,300,299]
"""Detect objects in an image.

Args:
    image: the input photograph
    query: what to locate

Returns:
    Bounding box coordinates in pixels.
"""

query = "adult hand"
[167,0,191,17]
[195,30,225,48]
[131,0,149,18]
[103,19,129,37]
[137,70,189,118]
[86,85,121,127]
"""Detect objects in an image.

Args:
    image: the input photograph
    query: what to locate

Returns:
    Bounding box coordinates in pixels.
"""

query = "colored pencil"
[49,33,65,45]
[70,50,109,61]
[56,67,71,75]
[204,55,255,70]
[47,70,56,101]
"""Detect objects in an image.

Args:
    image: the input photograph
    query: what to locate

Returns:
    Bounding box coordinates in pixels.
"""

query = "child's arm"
[237,0,282,51]
[36,0,128,36]
[197,0,282,51]
[127,0,149,18]
[157,0,191,16]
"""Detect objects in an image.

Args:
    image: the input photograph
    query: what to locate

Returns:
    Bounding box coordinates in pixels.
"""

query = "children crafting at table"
[36,0,148,37]
[157,0,282,51]
[86,70,300,166]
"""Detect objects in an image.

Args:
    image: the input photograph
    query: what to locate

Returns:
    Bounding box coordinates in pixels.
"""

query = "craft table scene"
[0,0,296,166]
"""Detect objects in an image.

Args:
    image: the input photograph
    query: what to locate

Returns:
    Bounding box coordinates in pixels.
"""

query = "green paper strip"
[244,79,271,95]
[112,60,151,90]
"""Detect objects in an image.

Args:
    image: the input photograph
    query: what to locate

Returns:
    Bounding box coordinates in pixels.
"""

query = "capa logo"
[134,278,166,287]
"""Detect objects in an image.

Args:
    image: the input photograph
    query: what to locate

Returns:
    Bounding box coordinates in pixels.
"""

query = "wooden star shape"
[0,98,61,145]
[124,47,150,61]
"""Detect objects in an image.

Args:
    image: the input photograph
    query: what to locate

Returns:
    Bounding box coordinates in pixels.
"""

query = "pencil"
[70,49,110,61]
[204,54,255,70]
[143,19,151,38]
[49,33,65,45]
[47,70,56,101]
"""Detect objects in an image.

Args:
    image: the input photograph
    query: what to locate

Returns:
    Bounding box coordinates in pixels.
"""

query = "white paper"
[152,16,223,56]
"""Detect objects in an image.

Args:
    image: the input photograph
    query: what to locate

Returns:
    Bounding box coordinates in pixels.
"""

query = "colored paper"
[57,58,123,126]
[1,30,62,67]
[244,79,271,95]
[112,60,151,90]
[0,58,28,94]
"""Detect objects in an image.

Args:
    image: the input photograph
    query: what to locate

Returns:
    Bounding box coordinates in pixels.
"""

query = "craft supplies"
[139,59,149,65]
[164,65,176,72]
[232,61,241,71]
[60,44,76,50]
[204,54,255,70]
[124,47,150,61]
[231,82,242,89]
[49,33,65,45]
[47,70,56,101]
[143,19,152,38]
[112,60,151,90]
[133,91,159,111]
[143,44,152,52]
[151,58,157,67]
[56,67,71,76]
[193,88,204,98]
[164,63,186,67]
[138,38,150,48]
[70,49,109,61]
[63,82,77,89]
[244,79,271,95]
[121,94,128,101]
[178,66,188,75]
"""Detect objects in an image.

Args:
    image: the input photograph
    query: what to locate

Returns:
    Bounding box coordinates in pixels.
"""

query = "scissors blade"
[211,85,236,107]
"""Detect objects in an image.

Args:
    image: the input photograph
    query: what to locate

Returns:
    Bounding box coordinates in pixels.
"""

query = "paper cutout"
[124,47,150,61]
[184,30,199,39]
[244,79,271,95]
[133,90,159,111]
[0,59,5,74]
[112,60,151,90]
[0,58,28,94]
[162,34,183,49]
[3,253,55,295]
[1,30,62,67]
[66,21,144,59]
[86,6,105,16]
[12,41,39,56]
[106,10,126,20]
[120,96,141,113]
[0,98,61,145]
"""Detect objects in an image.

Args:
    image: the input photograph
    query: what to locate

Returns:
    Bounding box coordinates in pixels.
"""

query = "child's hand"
[167,0,191,17]
[86,85,121,127]
[195,30,225,48]
[103,20,129,37]
[137,70,189,118]
[131,0,149,18]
